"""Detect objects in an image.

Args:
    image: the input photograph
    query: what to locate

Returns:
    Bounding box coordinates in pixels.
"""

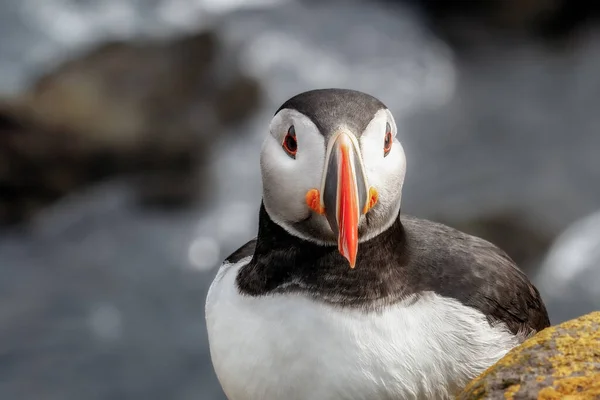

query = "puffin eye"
[383,123,393,157]
[282,125,297,158]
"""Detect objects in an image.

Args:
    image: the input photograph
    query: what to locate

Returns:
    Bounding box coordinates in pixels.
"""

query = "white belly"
[205,257,519,400]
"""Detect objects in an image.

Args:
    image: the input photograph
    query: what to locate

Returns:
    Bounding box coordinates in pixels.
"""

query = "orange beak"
[335,134,360,267]
[319,132,373,268]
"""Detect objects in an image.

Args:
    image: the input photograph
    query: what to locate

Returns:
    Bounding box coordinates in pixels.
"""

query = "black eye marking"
[282,125,297,158]
[384,122,392,157]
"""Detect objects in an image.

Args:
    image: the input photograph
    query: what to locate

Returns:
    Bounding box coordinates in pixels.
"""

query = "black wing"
[402,216,551,336]
[224,238,257,264]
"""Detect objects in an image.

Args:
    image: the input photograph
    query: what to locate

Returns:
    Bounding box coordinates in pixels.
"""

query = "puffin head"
[260,88,406,268]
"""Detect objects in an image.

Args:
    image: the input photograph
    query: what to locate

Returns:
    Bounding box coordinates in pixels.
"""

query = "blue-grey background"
[0,0,599,399]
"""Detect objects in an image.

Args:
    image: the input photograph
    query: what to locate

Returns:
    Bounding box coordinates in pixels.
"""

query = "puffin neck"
[235,202,410,304]
[253,202,404,257]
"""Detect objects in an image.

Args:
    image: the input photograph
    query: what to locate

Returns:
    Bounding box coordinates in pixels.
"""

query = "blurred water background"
[0,0,599,399]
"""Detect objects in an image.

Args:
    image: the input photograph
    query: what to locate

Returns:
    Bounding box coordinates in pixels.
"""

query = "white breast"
[205,257,519,400]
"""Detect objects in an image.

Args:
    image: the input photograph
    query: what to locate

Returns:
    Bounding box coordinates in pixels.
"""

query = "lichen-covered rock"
[457,311,600,400]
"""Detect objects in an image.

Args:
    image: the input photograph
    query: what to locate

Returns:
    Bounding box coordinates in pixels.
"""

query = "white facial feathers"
[261,109,326,227]
[359,109,407,235]
[260,107,406,243]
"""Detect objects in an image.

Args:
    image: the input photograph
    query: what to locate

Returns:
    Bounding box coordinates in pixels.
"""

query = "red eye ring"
[282,125,297,158]
[383,124,393,156]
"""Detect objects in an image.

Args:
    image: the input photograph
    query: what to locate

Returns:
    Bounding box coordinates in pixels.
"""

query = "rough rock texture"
[0,30,261,225]
[457,311,600,400]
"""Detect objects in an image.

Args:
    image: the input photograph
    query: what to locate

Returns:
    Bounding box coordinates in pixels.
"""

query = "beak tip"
[340,248,357,269]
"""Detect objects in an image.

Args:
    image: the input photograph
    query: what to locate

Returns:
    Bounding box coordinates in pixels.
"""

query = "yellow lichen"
[503,383,520,399]
[538,375,600,399]
[548,330,599,379]
[457,312,600,400]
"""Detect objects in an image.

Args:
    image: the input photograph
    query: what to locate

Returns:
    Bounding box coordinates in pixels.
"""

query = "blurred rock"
[0,30,261,225]
[437,211,556,276]
[457,311,600,400]
[214,76,262,126]
[535,210,600,324]
[392,0,600,50]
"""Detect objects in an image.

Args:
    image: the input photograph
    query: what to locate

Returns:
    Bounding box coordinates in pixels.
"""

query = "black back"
[230,204,550,336]
[275,88,387,136]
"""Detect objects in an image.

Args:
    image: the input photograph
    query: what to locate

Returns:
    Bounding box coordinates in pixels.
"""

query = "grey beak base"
[321,133,368,237]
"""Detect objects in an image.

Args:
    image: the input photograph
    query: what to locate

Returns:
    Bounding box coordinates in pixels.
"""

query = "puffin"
[205,88,550,400]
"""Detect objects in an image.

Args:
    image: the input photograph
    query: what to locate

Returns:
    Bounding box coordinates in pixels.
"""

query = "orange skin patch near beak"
[363,187,378,214]
[337,139,359,269]
[305,189,325,215]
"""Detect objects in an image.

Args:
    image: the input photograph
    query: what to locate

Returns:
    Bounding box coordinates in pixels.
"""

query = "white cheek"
[362,138,404,186]
[261,116,325,223]
[360,112,406,205]
[360,137,406,226]
[387,141,407,189]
